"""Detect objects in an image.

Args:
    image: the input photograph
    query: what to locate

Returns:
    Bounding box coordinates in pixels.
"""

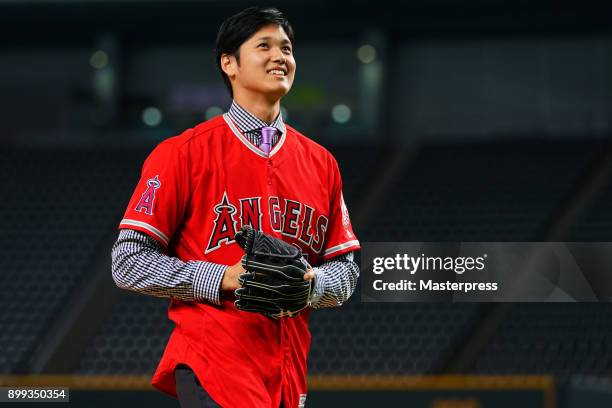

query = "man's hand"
[304,267,316,282]
[221,261,246,291]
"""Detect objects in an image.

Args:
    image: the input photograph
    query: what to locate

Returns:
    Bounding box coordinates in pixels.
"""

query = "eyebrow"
[254,36,292,45]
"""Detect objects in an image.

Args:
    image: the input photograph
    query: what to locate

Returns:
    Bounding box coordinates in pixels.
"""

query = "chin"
[265,85,291,100]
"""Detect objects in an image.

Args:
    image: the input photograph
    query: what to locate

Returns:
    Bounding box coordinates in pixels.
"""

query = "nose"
[271,47,286,64]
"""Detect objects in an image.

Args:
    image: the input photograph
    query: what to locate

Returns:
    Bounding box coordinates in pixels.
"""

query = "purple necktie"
[260,126,276,155]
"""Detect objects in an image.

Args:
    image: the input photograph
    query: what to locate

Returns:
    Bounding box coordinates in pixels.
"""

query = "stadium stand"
[76,291,172,374]
[473,303,612,377]
[360,139,600,242]
[0,146,148,373]
[569,163,612,241]
[309,302,482,374]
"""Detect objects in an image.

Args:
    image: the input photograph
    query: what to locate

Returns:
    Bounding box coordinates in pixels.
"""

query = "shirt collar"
[227,100,286,136]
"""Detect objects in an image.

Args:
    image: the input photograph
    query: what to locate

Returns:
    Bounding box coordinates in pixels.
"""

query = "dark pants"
[175,365,221,408]
[174,365,285,408]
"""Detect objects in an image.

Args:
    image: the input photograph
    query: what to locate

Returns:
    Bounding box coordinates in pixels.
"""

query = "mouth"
[267,68,287,78]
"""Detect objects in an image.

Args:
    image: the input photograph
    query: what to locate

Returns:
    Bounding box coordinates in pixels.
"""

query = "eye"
[282,46,292,54]
[258,43,269,49]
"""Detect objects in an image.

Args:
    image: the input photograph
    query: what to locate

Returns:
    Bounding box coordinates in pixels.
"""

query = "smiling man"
[112,7,360,408]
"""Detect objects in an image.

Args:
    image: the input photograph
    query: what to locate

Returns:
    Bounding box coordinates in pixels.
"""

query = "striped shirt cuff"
[310,251,359,308]
[193,261,226,305]
[311,268,328,305]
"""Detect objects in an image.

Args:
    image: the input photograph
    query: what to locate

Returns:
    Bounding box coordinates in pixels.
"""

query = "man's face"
[227,24,296,100]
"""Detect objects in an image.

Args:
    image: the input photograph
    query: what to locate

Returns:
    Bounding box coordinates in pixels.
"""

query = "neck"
[233,91,281,124]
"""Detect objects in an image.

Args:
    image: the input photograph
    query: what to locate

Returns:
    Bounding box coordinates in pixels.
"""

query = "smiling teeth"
[269,70,285,75]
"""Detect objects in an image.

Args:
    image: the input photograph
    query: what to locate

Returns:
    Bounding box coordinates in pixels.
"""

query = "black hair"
[215,7,295,97]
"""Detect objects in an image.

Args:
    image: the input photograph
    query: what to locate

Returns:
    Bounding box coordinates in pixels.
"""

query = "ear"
[220,54,237,79]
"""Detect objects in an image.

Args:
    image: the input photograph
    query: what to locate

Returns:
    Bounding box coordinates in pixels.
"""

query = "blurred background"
[2,0,612,406]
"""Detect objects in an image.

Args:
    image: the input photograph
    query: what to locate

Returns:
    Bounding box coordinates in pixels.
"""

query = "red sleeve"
[320,157,360,261]
[119,141,189,247]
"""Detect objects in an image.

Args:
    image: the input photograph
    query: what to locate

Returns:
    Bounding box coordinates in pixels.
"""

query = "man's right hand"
[221,261,245,291]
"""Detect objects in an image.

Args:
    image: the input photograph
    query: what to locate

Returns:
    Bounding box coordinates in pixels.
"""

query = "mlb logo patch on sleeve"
[340,192,353,238]
[135,175,161,215]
